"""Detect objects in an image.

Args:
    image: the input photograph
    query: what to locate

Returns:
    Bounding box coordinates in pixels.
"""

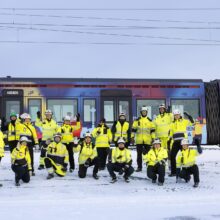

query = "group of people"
[0,104,202,188]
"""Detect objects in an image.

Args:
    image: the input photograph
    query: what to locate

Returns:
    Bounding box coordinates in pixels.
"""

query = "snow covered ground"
[1,147,220,220]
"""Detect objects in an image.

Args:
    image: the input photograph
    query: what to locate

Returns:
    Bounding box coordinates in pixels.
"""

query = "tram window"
[28,99,41,121]
[104,101,114,122]
[171,99,200,119]
[6,100,20,121]
[84,99,96,122]
[119,101,129,120]
[137,99,165,120]
[47,99,77,122]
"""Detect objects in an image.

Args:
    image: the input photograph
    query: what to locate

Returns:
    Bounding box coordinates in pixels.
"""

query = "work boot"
[152,179,156,184]
[32,171,36,176]
[158,182,164,186]
[69,168,73,173]
[124,176,130,183]
[38,165,45,170]
[135,168,142,172]
[47,173,54,180]
[110,176,117,183]
[193,182,199,188]
[93,173,99,180]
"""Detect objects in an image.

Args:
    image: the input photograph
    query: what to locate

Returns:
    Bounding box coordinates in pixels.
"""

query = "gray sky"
[0,0,220,81]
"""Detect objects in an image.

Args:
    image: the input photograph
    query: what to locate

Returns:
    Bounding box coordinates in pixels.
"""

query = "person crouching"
[107,138,134,183]
[144,138,168,186]
[11,136,32,186]
[176,138,202,188]
[73,132,99,179]
[44,133,69,179]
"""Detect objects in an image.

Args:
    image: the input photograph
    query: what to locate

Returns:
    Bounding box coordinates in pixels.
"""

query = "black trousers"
[107,162,134,178]
[8,140,18,153]
[11,164,30,183]
[64,143,75,170]
[27,142,34,172]
[170,140,182,175]
[147,163,166,183]
[136,144,151,169]
[179,165,200,183]
[78,157,99,178]
[97,147,110,169]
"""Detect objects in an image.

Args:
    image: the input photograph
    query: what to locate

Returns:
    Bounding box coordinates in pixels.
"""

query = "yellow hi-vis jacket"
[11,144,32,170]
[154,113,173,138]
[57,124,76,144]
[18,122,39,144]
[0,131,5,157]
[46,142,69,166]
[92,124,112,148]
[176,148,200,168]
[74,142,97,165]
[7,120,20,141]
[112,121,130,142]
[169,118,192,141]
[40,119,58,141]
[143,147,168,166]
[111,147,132,164]
[132,116,155,145]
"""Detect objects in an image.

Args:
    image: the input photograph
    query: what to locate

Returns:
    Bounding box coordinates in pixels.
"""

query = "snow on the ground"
[1,147,220,220]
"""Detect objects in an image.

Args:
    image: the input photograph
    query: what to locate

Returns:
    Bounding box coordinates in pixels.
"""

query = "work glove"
[84,158,92,167]
[34,144,40,151]
[73,137,79,145]
[167,106,171,113]
[142,147,148,155]
[158,160,166,166]
[195,138,203,154]
[130,137,135,145]
[97,128,101,135]
[76,113,80,122]
[184,112,194,123]
[28,169,32,177]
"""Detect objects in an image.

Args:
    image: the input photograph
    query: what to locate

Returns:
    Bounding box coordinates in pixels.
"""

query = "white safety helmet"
[152,138,161,145]
[64,115,71,121]
[84,132,92,138]
[21,113,31,119]
[141,106,148,112]
[19,136,30,143]
[159,104,166,109]
[117,137,125,144]
[54,133,62,139]
[119,112,126,117]
[173,109,181,115]
[181,138,189,146]
[45,109,53,115]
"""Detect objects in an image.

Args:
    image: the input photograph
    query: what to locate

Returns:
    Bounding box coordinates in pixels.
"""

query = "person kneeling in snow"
[144,138,168,186]
[107,138,134,183]
[11,136,32,186]
[44,133,69,179]
[73,132,99,179]
[176,138,202,188]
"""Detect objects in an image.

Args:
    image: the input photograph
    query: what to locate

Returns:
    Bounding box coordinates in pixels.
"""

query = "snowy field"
[1,147,220,220]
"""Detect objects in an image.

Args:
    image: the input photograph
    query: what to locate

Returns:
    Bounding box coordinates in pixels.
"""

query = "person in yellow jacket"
[92,118,112,170]
[18,113,39,176]
[154,104,173,149]
[73,132,99,179]
[38,109,59,170]
[11,136,32,186]
[111,112,131,148]
[168,109,194,176]
[57,115,80,172]
[131,106,156,172]
[176,138,202,188]
[0,123,5,162]
[44,133,69,179]
[107,137,134,183]
[143,138,168,186]
[7,112,20,153]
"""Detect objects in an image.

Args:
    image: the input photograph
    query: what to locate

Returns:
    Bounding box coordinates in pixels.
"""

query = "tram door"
[1,89,23,122]
[100,90,132,126]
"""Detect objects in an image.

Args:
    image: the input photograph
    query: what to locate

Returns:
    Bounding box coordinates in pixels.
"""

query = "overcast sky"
[0,0,220,81]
